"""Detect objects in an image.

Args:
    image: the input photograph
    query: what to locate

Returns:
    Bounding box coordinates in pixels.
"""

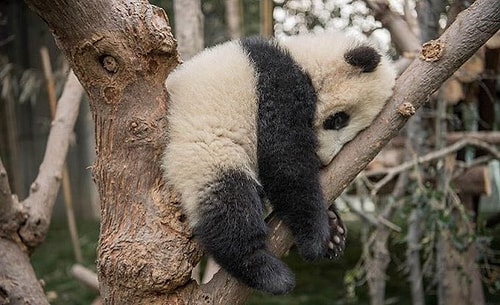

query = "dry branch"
[0,239,50,305]
[363,0,421,53]
[0,71,83,305]
[20,71,84,249]
[365,137,500,195]
[23,0,500,304]
[71,264,100,292]
[41,48,83,264]
[206,0,500,302]
[406,208,425,305]
[0,158,15,219]
[364,199,400,305]
[446,131,500,144]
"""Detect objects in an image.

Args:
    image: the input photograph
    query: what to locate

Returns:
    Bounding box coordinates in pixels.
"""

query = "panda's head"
[280,33,396,166]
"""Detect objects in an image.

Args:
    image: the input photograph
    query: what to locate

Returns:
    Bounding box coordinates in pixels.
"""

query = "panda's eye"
[323,112,350,130]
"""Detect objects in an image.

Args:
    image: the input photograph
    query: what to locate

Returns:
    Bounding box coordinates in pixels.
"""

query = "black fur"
[194,38,340,295]
[194,169,294,295]
[344,46,381,72]
[241,37,331,261]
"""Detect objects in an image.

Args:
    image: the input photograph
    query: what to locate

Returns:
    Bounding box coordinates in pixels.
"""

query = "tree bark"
[0,239,49,305]
[23,0,500,304]
[23,1,201,304]
[406,209,425,305]
[0,71,83,304]
[260,0,273,38]
[365,228,391,305]
[225,0,242,39]
[174,0,204,60]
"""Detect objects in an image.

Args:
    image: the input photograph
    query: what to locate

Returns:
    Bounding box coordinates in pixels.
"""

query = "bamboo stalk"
[260,0,273,38]
[40,46,83,264]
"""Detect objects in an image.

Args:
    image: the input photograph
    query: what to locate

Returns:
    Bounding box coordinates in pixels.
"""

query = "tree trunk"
[366,229,391,305]
[174,0,204,60]
[23,1,201,304]
[24,0,500,304]
[260,0,273,38]
[0,71,84,304]
[437,224,485,305]
[225,0,242,39]
[406,209,425,305]
[0,239,49,305]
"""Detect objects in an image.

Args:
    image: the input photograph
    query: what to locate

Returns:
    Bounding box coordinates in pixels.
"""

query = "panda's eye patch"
[323,112,350,130]
[344,46,381,73]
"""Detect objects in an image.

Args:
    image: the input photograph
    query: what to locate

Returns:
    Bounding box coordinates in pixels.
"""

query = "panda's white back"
[164,41,259,224]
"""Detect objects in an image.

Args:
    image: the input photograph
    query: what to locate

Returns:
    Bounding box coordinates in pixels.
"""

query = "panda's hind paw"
[326,205,346,259]
[236,250,295,295]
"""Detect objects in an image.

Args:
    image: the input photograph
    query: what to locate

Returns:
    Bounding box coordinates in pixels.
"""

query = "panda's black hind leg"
[193,169,295,295]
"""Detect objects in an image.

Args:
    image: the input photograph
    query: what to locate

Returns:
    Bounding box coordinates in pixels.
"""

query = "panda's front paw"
[326,205,346,259]
[294,216,330,262]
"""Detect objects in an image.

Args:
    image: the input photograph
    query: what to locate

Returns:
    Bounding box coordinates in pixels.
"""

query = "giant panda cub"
[163,32,396,295]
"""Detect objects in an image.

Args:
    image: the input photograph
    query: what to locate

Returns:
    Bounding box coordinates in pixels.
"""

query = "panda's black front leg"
[265,178,326,260]
[270,181,346,261]
[193,169,295,295]
[259,157,347,261]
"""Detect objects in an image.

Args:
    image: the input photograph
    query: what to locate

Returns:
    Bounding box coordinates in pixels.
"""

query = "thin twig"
[339,195,402,232]
[377,215,402,232]
[365,137,500,195]
[71,264,99,292]
[339,196,379,227]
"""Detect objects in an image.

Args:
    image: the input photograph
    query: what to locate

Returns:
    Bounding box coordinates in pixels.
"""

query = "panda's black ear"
[344,46,381,73]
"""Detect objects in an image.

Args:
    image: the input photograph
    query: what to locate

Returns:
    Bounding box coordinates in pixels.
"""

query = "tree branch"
[339,195,401,232]
[0,239,50,305]
[446,131,500,144]
[24,0,500,304]
[363,0,421,53]
[0,71,83,305]
[206,0,500,302]
[0,158,14,219]
[365,137,500,195]
[0,157,26,245]
[19,71,84,249]
[71,264,100,292]
[321,0,499,201]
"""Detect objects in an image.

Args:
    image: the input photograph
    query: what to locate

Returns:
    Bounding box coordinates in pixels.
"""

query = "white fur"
[163,41,259,226]
[163,32,396,225]
[279,33,396,165]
